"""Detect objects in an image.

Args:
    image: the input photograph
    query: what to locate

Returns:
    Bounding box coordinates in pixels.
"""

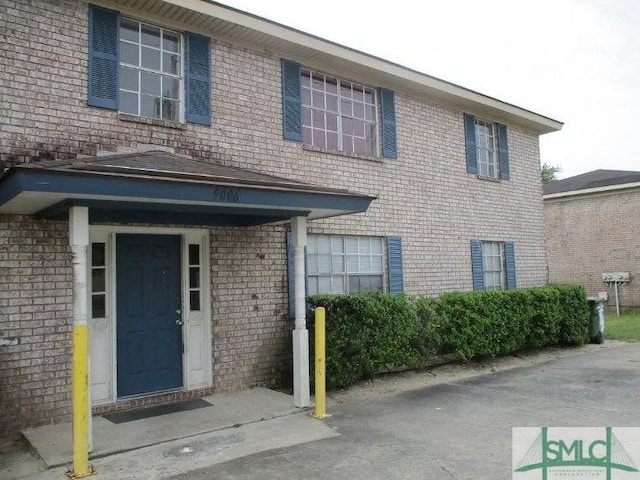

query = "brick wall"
[0,215,72,433]
[545,190,640,311]
[210,226,292,392]
[1,0,549,431]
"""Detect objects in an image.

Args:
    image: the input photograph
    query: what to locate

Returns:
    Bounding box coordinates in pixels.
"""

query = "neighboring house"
[0,0,561,433]
[544,170,640,312]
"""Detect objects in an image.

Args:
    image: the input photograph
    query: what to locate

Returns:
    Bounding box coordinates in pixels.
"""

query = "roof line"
[157,0,562,132]
[543,181,640,200]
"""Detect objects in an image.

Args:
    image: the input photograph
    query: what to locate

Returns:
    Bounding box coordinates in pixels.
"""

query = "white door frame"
[88,225,212,404]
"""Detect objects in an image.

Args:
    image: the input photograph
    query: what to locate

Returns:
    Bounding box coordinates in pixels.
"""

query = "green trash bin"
[587,296,605,344]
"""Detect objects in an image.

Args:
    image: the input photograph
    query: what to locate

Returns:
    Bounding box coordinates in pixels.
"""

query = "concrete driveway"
[170,342,640,480]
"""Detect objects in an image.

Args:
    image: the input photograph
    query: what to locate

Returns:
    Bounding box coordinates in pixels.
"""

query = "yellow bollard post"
[70,324,93,478]
[312,307,330,419]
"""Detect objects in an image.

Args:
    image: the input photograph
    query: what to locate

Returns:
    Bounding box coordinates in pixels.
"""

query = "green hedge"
[308,284,589,390]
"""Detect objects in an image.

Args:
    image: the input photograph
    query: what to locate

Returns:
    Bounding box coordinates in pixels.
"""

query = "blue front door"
[116,234,183,397]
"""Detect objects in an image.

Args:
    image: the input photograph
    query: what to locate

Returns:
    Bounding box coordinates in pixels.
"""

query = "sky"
[217,0,639,179]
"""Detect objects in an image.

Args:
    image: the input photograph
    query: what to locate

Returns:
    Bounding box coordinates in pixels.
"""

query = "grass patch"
[605,312,640,341]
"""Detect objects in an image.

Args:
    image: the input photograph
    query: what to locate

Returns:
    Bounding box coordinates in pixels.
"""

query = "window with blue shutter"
[472,240,516,291]
[186,32,211,125]
[281,59,302,142]
[87,4,211,125]
[284,62,395,158]
[464,113,510,180]
[386,236,404,294]
[379,88,397,159]
[88,4,119,109]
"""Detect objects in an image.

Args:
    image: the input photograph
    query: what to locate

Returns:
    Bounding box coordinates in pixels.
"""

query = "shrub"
[308,293,427,389]
[307,284,589,390]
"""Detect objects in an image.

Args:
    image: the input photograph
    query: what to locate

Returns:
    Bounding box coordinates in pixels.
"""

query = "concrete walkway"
[23,388,299,468]
[13,387,337,478]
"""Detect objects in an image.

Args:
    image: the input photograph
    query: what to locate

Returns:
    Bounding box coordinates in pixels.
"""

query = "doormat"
[103,398,213,424]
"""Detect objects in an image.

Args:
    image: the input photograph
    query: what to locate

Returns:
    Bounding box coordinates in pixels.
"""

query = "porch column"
[291,216,310,408]
[69,206,93,477]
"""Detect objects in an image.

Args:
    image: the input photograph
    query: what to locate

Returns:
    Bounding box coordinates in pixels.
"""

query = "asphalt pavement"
[169,342,640,480]
[3,342,639,479]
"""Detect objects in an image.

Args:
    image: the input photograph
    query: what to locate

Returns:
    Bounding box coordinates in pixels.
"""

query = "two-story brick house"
[0,0,562,433]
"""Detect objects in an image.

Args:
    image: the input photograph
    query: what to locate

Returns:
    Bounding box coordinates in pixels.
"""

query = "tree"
[541,163,561,184]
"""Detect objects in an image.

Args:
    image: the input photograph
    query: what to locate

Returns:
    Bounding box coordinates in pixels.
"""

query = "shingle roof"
[543,169,640,195]
[18,151,365,196]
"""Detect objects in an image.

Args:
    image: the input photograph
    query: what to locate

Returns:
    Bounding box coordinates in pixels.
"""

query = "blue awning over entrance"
[0,152,375,226]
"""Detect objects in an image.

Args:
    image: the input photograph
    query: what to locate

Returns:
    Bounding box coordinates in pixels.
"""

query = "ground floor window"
[481,241,505,290]
[307,234,384,295]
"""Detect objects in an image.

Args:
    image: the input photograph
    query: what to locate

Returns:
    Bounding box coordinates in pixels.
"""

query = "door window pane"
[189,291,200,311]
[188,244,200,265]
[91,243,107,319]
[92,269,106,292]
[189,267,199,289]
[92,243,105,267]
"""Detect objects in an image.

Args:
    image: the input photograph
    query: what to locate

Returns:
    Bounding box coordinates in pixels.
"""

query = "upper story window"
[475,119,498,178]
[88,4,211,126]
[119,19,182,122]
[301,69,378,156]
[281,59,397,159]
[464,113,510,180]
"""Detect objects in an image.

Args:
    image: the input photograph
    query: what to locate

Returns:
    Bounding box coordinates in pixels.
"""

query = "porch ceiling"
[0,152,374,226]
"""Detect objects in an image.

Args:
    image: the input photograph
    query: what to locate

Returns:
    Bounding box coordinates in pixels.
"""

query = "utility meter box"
[602,272,630,283]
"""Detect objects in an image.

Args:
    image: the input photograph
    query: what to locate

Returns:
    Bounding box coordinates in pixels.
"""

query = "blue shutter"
[379,88,397,158]
[464,113,478,174]
[386,236,404,294]
[504,242,517,289]
[471,240,484,291]
[497,123,510,180]
[88,4,119,109]
[185,32,211,125]
[281,59,302,141]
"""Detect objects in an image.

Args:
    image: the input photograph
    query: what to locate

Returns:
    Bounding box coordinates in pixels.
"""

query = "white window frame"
[476,119,498,178]
[301,69,379,156]
[118,17,184,122]
[481,241,506,291]
[306,234,385,295]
